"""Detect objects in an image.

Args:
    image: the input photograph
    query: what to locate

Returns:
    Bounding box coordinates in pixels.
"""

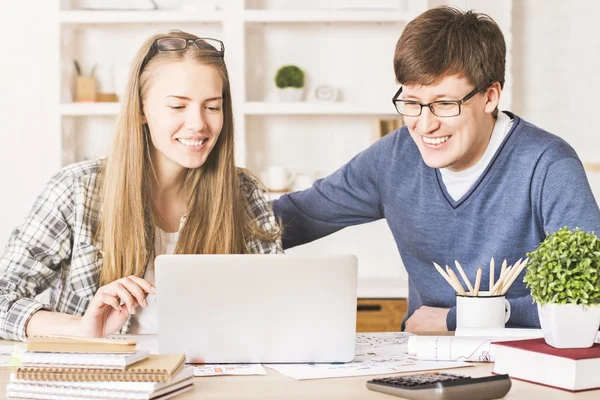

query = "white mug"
[292,174,314,191]
[261,166,295,192]
[456,291,511,329]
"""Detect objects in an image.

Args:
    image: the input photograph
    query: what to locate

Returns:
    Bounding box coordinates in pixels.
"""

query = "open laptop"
[155,254,358,363]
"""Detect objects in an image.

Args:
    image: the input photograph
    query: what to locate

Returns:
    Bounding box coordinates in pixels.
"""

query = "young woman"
[0,31,282,341]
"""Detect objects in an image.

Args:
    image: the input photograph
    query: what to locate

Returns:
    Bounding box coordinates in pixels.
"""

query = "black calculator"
[366,372,511,400]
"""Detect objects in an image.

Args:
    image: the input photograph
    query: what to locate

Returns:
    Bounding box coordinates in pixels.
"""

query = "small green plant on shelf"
[274,65,304,89]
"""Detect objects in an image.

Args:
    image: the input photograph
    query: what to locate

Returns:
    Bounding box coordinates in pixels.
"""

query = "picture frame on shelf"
[372,117,404,142]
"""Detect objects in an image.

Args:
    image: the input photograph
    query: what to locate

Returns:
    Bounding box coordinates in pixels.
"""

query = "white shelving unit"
[54,0,513,171]
[59,101,398,116]
[59,102,121,116]
[58,10,224,23]
[53,0,514,297]
[54,0,431,170]
[244,102,398,116]
[243,10,419,23]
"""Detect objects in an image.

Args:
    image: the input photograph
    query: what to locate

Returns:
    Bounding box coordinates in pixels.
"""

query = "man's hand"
[404,306,450,332]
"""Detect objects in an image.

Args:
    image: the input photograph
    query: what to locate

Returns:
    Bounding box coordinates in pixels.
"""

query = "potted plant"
[524,227,600,348]
[274,65,304,102]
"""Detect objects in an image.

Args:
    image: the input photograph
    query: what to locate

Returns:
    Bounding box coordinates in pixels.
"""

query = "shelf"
[60,102,121,116]
[244,10,418,23]
[59,11,224,24]
[268,191,290,201]
[59,102,399,117]
[585,163,600,172]
[244,102,398,116]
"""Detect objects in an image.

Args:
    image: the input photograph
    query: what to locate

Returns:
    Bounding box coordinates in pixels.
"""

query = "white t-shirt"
[128,228,179,334]
[439,112,513,201]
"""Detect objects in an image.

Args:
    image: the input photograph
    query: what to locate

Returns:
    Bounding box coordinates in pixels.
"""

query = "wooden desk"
[1,362,597,399]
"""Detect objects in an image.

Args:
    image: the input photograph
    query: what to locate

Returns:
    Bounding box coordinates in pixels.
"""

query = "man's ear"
[484,82,502,114]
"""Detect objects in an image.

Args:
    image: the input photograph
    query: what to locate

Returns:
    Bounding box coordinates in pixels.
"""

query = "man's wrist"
[446,307,457,331]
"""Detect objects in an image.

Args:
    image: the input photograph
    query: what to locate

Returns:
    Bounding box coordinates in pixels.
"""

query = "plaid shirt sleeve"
[240,171,284,254]
[0,170,75,340]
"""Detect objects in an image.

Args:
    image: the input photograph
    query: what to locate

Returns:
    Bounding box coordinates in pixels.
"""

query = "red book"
[492,338,600,392]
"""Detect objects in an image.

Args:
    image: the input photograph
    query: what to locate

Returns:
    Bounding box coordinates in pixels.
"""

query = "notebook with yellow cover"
[25,335,137,354]
[16,354,186,382]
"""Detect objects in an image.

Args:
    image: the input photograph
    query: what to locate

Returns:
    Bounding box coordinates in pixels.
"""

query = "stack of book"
[493,337,600,392]
[6,336,193,400]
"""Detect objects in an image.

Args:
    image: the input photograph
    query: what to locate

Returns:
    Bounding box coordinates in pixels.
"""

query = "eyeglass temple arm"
[392,86,403,103]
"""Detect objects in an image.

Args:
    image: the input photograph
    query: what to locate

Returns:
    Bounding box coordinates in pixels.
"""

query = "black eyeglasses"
[392,86,482,117]
[141,37,225,70]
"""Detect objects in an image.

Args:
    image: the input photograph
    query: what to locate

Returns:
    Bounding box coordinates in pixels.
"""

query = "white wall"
[0,3,56,245]
[0,0,598,280]
[511,0,600,203]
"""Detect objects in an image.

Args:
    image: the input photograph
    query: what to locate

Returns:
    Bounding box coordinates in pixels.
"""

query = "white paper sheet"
[0,343,14,355]
[407,336,496,362]
[265,332,472,380]
[194,364,267,377]
[0,354,11,367]
[0,344,16,367]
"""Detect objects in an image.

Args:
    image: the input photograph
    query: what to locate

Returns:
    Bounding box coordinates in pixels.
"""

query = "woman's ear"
[484,82,502,114]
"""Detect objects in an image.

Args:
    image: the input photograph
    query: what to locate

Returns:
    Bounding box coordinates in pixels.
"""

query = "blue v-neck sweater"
[273,112,600,330]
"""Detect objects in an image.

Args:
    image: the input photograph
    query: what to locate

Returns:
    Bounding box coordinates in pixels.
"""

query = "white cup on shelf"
[261,166,296,192]
[292,174,314,191]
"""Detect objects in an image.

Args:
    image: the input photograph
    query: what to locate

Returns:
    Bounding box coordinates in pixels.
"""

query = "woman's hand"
[78,275,156,337]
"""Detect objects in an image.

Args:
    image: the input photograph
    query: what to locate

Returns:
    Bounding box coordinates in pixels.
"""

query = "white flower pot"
[538,303,600,348]
[277,88,304,102]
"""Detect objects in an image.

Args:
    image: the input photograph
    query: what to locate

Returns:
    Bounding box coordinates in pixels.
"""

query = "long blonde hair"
[98,30,278,285]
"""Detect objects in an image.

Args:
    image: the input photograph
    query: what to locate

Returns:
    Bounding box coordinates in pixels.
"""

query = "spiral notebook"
[16,353,185,382]
[7,366,194,400]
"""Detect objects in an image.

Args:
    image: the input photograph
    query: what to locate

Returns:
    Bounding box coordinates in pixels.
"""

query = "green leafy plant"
[274,65,304,89]
[524,227,600,305]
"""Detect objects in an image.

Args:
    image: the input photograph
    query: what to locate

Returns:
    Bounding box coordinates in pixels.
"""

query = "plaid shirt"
[0,159,283,341]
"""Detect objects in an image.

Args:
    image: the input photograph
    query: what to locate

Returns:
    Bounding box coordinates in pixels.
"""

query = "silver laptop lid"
[155,254,358,363]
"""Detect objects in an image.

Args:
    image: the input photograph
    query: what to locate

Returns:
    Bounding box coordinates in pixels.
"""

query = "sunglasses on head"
[141,37,225,70]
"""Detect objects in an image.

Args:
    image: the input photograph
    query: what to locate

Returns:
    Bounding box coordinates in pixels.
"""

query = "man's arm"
[273,135,394,249]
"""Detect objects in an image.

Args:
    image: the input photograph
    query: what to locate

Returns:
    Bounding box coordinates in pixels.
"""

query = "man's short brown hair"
[394,6,506,89]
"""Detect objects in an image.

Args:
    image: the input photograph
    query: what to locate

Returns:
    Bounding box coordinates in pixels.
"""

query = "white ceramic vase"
[538,303,600,348]
[277,87,304,102]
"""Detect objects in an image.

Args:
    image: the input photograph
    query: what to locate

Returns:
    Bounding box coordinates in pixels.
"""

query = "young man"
[273,6,600,332]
